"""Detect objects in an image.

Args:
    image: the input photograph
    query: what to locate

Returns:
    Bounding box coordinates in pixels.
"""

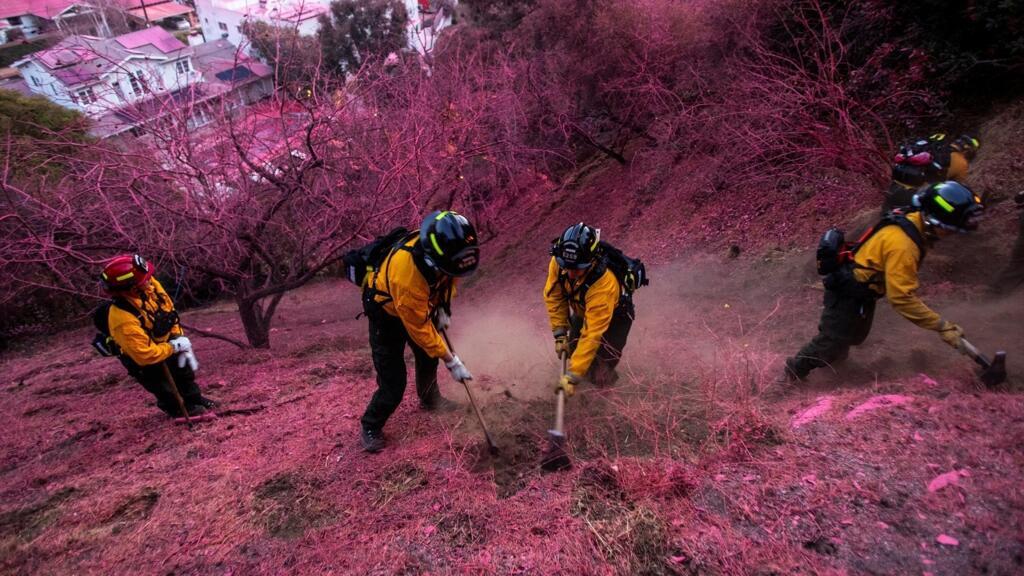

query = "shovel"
[161,363,194,429]
[440,329,499,455]
[541,353,572,472]
[959,337,1008,387]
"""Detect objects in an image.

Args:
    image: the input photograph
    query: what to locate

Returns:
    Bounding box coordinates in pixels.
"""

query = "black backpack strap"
[880,212,927,262]
[362,233,427,316]
[567,257,608,306]
[111,297,145,325]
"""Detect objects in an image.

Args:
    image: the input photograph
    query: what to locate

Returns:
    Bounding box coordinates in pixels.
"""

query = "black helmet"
[950,134,980,161]
[913,181,984,232]
[419,210,479,277]
[551,223,601,269]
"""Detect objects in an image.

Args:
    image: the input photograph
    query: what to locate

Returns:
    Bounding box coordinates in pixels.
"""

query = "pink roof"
[0,0,78,20]
[125,2,193,21]
[36,44,97,68]
[115,27,187,53]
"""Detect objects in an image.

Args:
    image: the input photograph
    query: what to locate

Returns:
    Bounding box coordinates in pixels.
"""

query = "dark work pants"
[131,358,202,416]
[360,311,441,433]
[787,274,877,379]
[569,297,635,386]
[991,210,1024,295]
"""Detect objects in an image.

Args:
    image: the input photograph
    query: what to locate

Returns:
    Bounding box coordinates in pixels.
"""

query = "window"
[190,107,211,128]
[218,22,228,31]
[175,59,190,74]
[30,76,41,86]
[8,16,23,26]
[73,87,96,105]
[129,70,149,96]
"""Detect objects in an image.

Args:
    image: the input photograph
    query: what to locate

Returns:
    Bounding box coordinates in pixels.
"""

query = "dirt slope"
[2,97,1023,576]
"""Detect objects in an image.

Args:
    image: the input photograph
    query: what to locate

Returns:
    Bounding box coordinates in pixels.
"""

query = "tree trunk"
[237,296,271,349]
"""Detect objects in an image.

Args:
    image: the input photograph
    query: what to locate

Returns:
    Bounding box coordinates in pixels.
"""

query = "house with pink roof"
[15,26,200,115]
[14,27,273,138]
[0,1,92,43]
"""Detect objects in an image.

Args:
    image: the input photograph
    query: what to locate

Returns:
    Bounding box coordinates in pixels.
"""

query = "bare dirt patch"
[252,473,333,539]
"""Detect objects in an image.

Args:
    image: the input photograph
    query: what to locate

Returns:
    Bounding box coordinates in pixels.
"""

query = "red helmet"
[101,254,153,294]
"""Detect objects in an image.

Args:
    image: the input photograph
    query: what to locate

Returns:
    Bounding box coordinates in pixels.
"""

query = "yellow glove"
[938,321,964,349]
[554,333,569,359]
[556,372,580,397]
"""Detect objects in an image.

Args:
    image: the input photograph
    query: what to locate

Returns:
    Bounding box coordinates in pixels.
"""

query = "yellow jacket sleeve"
[881,238,943,331]
[570,270,620,376]
[947,152,969,183]
[109,305,174,366]
[388,251,449,359]
[543,257,572,335]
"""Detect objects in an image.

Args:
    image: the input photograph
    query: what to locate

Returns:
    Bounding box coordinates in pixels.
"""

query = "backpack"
[891,133,953,187]
[571,241,650,301]
[90,298,140,358]
[341,227,413,287]
[599,241,649,294]
[816,211,927,276]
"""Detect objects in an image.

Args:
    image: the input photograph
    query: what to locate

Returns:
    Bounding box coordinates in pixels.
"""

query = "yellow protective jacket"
[543,257,621,376]
[367,237,457,359]
[893,150,969,190]
[108,278,184,367]
[852,211,943,331]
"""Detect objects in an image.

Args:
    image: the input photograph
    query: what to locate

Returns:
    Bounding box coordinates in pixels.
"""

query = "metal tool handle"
[161,362,192,428]
[959,337,992,369]
[440,328,498,453]
[553,353,568,434]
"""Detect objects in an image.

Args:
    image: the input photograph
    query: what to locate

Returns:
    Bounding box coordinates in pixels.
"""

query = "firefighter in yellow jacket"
[544,223,635,397]
[98,254,213,417]
[358,211,480,452]
[883,133,979,212]
[785,182,984,381]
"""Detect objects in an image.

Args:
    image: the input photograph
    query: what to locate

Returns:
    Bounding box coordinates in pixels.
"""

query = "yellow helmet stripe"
[115,272,135,281]
[430,233,444,255]
[934,195,956,213]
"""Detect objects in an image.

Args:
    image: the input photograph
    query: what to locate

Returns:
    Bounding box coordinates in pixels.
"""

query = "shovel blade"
[981,351,1007,387]
[541,430,572,471]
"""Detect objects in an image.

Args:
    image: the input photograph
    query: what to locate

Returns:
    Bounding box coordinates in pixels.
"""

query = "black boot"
[361,428,386,453]
[196,396,217,409]
[420,396,459,413]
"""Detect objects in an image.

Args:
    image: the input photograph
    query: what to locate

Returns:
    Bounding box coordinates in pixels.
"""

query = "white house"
[404,0,455,56]
[15,27,200,116]
[192,0,455,58]
[193,0,329,50]
[0,1,85,43]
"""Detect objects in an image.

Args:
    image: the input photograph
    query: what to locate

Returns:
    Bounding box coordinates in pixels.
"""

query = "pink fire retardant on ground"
[845,394,913,420]
[928,470,968,492]
[791,396,834,429]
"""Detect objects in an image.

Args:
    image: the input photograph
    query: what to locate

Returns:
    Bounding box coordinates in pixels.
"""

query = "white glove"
[434,308,451,331]
[176,350,199,372]
[445,355,473,382]
[170,337,192,354]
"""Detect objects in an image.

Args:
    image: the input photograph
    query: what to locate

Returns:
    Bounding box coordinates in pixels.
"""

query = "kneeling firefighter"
[883,133,979,213]
[94,254,213,417]
[544,223,640,397]
[784,182,984,382]
[358,211,480,453]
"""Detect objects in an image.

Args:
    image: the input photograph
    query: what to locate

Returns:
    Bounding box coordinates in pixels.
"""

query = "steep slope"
[1,98,1022,576]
